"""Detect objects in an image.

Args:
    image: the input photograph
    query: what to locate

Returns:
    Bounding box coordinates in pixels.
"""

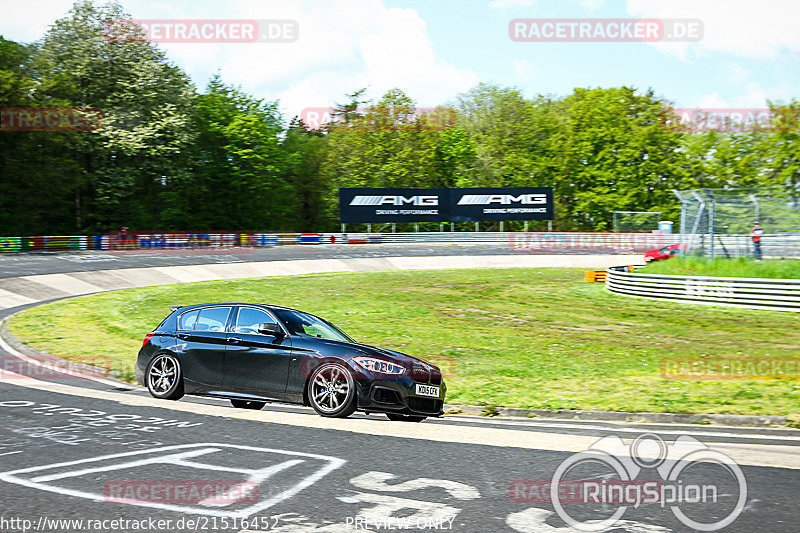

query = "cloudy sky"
[3,0,799,120]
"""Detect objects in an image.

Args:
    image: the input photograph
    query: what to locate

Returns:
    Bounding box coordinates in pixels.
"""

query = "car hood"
[313,338,439,370]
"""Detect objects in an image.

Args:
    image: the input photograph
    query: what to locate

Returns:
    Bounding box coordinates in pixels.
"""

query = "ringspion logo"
[549,433,746,531]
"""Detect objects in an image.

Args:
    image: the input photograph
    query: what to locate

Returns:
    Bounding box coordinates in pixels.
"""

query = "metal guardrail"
[5,231,800,255]
[605,267,800,313]
[0,232,678,253]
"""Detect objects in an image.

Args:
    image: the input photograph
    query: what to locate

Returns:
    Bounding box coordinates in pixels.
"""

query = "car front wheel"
[146,354,184,400]
[308,362,357,418]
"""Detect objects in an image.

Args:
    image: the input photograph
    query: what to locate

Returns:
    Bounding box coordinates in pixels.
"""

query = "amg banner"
[339,187,553,223]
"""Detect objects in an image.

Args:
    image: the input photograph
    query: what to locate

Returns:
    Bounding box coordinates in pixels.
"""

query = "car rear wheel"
[146,354,184,400]
[386,413,426,422]
[308,362,357,418]
[230,400,266,410]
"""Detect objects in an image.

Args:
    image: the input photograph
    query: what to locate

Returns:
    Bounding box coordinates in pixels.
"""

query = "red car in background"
[644,243,685,262]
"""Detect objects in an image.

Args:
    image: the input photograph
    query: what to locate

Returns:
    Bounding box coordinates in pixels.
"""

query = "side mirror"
[258,323,284,337]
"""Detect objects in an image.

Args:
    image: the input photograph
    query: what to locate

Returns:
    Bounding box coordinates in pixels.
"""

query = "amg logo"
[350,195,439,206]
[457,194,547,205]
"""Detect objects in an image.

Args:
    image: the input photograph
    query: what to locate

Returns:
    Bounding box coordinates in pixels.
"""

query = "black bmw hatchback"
[135,303,445,420]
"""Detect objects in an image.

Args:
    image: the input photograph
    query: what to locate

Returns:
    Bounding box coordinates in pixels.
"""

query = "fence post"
[706,189,715,259]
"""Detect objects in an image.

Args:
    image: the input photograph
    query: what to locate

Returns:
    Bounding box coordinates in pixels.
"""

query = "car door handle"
[228,337,243,344]
[176,333,189,340]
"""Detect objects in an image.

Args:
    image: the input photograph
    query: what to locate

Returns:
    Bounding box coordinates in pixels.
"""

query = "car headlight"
[353,357,406,375]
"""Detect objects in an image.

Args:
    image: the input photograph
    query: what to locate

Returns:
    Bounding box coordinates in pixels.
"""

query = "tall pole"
[674,190,686,257]
[705,189,715,260]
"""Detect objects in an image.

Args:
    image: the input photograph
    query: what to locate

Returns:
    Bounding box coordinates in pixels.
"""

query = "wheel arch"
[301,356,354,406]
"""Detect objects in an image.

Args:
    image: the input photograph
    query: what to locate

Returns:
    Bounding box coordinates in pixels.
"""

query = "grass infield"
[643,256,800,279]
[7,268,800,416]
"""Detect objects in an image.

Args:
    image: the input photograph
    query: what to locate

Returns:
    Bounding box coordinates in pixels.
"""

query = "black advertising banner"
[450,187,553,221]
[339,187,553,223]
[339,188,449,223]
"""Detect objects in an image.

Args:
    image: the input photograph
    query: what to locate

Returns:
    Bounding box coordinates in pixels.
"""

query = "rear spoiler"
[169,305,184,312]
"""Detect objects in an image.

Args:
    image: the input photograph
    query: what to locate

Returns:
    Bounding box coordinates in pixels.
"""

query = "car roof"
[172,303,304,314]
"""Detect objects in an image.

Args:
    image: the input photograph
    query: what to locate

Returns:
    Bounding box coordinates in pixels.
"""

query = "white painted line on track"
[430,415,800,442]
[0,443,346,519]
[0,320,125,389]
[0,451,23,457]
[2,372,798,470]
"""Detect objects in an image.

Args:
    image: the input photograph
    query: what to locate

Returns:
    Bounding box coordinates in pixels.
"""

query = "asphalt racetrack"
[0,247,798,532]
[0,244,522,279]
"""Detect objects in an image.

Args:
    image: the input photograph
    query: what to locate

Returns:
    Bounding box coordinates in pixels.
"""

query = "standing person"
[118,226,129,250]
[751,222,763,260]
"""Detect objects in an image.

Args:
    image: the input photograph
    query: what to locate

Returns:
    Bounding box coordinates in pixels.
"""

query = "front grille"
[373,387,401,405]
[410,365,430,383]
[407,397,443,414]
[411,364,442,385]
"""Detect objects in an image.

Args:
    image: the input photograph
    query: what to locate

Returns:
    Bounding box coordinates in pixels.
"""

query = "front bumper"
[355,377,446,417]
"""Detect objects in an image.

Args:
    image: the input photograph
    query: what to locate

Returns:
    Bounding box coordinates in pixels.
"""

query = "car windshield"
[273,308,354,343]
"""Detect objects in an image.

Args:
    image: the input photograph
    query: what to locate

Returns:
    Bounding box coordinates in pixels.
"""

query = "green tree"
[322,88,445,190]
[34,0,197,231]
[281,118,333,230]
[0,36,82,234]
[455,84,542,187]
[176,75,287,230]
[553,87,686,229]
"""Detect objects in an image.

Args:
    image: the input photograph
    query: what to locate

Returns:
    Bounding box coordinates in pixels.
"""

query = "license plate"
[415,384,440,397]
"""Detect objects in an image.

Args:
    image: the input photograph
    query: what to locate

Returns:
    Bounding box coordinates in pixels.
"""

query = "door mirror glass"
[258,322,284,337]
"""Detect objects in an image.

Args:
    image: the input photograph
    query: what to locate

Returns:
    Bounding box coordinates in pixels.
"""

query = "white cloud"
[573,0,605,12]
[488,0,536,10]
[627,0,800,59]
[509,58,540,81]
[728,63,749,84]
[0,0,74,42]
[691,82,786,108]
[1,0,478,121]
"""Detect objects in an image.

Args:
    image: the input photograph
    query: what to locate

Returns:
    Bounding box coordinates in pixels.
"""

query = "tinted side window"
[178,310,199,330]
[235,307,276,334]
[195,307,232,332]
